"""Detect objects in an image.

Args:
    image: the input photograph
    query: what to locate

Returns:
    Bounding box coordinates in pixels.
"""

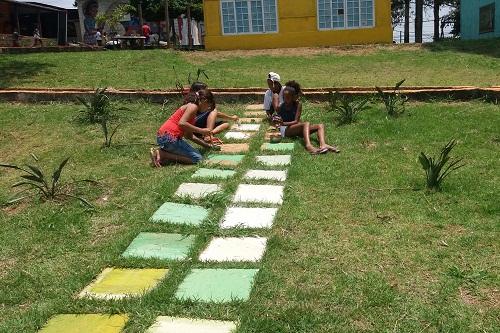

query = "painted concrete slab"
[192,168,236,180]
[256,155,291,166]
[199,237,267,262]
[175,269,258,302]
[206,154,245,167]
[244,111,265,117]
[246,104,264,110]
[239,118,262,123]
[220,207,278,229]
[244,169,287,182]
[220,143,249,154]
[147,316,236,333]
[224,132,254,140]
[231,124,261,132]
[261,143,295,152]
[150,202,208,226]
[233,184,284,205]
[175,183,221,199]
[38,314,128,333]
[122,233,195,260]
[79,268,168,300]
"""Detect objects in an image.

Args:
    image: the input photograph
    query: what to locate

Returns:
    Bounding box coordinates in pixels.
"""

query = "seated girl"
[190,81,238,144]
[151,89,219,167]
[263,72,284,119]
[274,81,340,155]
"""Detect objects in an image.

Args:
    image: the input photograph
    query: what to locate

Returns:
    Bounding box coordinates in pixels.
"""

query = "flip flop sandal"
[310,147,328,155]
[330,146,341,153]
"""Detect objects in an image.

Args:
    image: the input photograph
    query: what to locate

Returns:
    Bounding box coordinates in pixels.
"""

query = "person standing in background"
[31,27,43,47]
[95,29,102,46]
[142,23,151,44]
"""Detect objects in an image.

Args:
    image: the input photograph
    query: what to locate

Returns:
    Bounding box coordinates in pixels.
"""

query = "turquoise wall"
[461,0,500,39]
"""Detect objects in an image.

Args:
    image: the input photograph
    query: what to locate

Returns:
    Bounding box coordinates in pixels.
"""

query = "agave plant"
[76,88,111,124]
[376,79,408,117]
[76,88,127,147]
[418,139,465,191]
[328,91,370,125]
[0,154,93,206]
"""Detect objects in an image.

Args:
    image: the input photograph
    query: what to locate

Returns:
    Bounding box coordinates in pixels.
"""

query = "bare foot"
[305,145,320,154]
[322,144,340,153]
[150,148,162,167]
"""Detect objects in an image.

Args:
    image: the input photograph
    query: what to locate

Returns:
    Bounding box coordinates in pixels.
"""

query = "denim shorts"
[157,134,202,163]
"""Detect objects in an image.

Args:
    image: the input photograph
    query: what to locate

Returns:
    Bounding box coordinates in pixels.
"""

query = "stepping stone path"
[79,268,168,300]
[220,143,249,154]
[244,169,287,182]
[245,104,264,110]
[224,131,254,140]
[206,154,245,166]
[150,202,208,226]
[220,207,278,229]
[38,314,129,333]
[233,184,284,204]
[40,103,294,332]
[199,237,267,262]
[122,233,195,260]
[175,269,259,302]
[175,183,221,199]
[192,168,236,180]
[231,123,261,132]
[147,317,236,333]
[256,155,291,166]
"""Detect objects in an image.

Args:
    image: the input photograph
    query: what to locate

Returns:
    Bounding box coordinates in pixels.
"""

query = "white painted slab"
[256,155,291,166]
[175,183,221,199]
[233,184,284,204]
[220,207,278,229]
[224,131,253,140]
[231,124,261,132]
[199,237,267,262]
[244,169,287,182]
[147,316,236,333]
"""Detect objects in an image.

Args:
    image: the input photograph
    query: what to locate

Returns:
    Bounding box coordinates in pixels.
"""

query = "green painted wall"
[461,0,500,39]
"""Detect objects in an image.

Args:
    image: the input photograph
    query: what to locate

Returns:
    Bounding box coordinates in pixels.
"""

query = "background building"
[461,0,499,39]
[202,0,392,50]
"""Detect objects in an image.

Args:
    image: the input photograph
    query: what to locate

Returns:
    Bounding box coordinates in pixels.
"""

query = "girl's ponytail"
[184,89,216,111]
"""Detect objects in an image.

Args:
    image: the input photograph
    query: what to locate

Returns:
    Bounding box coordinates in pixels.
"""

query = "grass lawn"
[0,39,499,89]
[0,99,499,332]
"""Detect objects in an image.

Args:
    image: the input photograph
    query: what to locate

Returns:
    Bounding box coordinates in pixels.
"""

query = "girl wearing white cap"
[263,72,284,119]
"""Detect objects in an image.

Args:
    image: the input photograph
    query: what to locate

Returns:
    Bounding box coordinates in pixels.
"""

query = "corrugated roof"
[15,0,75,9]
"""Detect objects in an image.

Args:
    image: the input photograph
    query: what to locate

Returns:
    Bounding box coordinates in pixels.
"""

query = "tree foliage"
[129,0,204,21]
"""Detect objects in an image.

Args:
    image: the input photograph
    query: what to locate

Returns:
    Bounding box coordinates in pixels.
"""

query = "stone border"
[0,87,498,103]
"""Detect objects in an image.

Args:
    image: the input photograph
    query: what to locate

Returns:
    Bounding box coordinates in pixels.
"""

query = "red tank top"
[158,107,196,138]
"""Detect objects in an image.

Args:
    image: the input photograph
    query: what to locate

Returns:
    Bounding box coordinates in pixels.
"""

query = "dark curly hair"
[184,89,216,110]
[284,80,302,96]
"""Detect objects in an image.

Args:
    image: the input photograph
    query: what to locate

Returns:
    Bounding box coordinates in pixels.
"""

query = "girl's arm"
[282,102,302,126]
[271,93,280,113]
[179,104,211,136]
[185,132,211,148]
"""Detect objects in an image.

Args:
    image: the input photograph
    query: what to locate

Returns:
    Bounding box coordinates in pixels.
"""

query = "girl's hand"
[200,128,213,136]
[231,115,239,121]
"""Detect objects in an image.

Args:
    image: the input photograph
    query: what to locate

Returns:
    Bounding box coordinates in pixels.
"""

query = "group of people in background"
[151,72,339,167]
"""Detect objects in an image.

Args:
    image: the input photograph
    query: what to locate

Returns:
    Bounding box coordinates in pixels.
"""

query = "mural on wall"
[83,0,98,45]
[77,0,129,43]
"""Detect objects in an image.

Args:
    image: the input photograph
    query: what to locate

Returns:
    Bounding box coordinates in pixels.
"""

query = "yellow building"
[203,0,392,50]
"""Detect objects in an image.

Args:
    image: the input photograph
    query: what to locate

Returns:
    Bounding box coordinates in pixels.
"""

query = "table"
[112,36,146,49]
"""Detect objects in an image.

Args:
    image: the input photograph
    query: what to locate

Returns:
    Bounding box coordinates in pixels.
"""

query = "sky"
[17,0,76,9]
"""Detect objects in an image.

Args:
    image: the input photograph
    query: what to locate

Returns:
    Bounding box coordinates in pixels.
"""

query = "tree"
[415,0,424,43]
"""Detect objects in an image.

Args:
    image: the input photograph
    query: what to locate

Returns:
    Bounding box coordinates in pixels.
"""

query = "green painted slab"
[122,233,195,260]
[206,154,245,167]
[150,202,209,226]
[175,269,259,303]
[261,143,295,152]
[192,168,236,179]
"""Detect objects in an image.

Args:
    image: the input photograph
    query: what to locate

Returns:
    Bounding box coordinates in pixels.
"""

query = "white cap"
[268,72,281,82]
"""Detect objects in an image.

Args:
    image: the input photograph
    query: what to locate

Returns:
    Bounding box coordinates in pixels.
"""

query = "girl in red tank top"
[151,89,219,166]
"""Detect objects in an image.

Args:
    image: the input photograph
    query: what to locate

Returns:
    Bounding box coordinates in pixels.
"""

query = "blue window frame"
[317,0,374,30]
[221,0,278,35]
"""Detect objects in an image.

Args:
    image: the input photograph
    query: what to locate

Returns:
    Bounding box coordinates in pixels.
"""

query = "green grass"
[0,100,499,332]
[0,39,499,89]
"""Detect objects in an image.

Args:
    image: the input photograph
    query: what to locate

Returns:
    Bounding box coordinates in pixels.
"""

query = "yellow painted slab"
[38,314,128,333]
[79,268,168,300]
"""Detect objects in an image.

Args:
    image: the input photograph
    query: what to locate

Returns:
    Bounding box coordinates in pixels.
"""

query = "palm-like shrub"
[0,154,93,206]
[376,79,408,117]
[418,139,465,191]
[328,91,370,125]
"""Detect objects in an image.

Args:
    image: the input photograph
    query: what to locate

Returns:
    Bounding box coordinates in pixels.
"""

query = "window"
[479,3,495,34]
[221,0,278,34]
[318,0,374,30]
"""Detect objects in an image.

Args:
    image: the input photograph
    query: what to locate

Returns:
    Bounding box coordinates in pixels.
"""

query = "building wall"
[461,0,500,39]
[203,0,392,50]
